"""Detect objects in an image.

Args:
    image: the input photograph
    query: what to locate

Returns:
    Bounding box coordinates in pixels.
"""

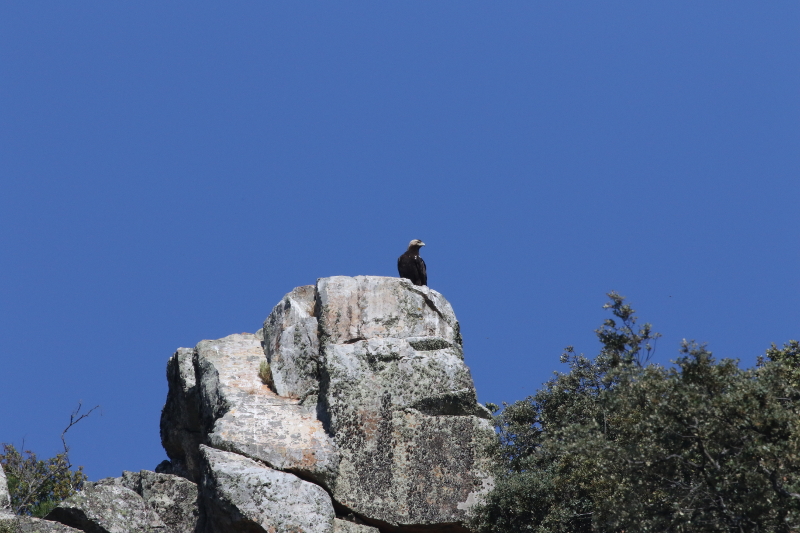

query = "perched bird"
[397,239,427,286]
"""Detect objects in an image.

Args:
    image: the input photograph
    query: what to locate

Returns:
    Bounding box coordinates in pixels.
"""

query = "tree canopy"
[470,293,800,533]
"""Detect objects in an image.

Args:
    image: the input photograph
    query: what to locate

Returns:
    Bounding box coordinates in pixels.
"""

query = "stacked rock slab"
[199,446,335,533]
[45,470,199,533]
[13,277,489,533]
[310,277,494,531]
[160,333,339,489]
[90,470,200,533]
[262,285,321,401]
[0,516,83,533]
[45,482,168,532]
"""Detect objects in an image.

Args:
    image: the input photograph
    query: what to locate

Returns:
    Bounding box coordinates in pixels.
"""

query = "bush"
[469,293,800,533]
[0,444,86,518]
[0,403,97,518]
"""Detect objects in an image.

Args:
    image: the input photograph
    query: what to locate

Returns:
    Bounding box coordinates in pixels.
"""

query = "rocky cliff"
[3,276,494,533]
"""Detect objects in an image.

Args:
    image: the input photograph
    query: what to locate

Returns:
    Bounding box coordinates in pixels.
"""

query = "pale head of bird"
[408,239,425,251]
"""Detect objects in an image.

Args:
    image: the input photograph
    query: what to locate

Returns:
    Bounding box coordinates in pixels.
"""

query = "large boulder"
[156,276,493,532]
[199,446,335,533]
[261,285,321,400]
[160,347,204,481]
[45,483,165,533]
[160,334,339,489]
[313,277,494,530]
[120,471,198,533]
[315,276,461,347]
[95,470,199,533]
[0,516,84,533]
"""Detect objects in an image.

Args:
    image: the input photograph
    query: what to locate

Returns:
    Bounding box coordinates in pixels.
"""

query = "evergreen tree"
[470,294,800,532]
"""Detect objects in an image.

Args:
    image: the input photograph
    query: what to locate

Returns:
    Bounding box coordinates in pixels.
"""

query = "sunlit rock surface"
[161,333,339,489]
[334,519,380,533]
[46,275,494,533]
[261,285,321,400]
[95,470,199,533]
[199,446,335,533]
[315,277,494,530]
[46,483,166,533]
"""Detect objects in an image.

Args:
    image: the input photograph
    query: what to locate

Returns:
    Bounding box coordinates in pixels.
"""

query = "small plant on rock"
[259,360,275,391]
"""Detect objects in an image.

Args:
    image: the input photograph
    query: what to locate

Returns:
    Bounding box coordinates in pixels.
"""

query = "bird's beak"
[420,242,426,247]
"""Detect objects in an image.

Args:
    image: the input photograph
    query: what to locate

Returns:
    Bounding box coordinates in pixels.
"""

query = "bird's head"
[408,239,425,250]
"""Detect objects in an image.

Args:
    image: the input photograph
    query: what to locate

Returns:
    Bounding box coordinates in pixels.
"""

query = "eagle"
[397,239,427,286]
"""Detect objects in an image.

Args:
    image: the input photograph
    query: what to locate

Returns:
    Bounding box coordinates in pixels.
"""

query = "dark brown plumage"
[397,239,427,286]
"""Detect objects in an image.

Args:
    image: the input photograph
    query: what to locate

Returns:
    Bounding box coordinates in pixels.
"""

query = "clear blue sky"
[1,2,797,481]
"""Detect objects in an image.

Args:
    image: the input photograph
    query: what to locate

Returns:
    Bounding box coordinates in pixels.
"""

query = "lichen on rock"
[77,275,496,533]
[199,445,335,533]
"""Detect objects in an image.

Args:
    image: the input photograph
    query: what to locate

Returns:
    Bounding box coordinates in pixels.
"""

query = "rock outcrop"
[46,482,167,532]
[199,446,335,533]
[40,276,493,533]
[160,333,339,489]
[312,277,493,530]
[0,516,83,533]
[0,465,10,516]
[333,520,380,533]
[95,470,200,533]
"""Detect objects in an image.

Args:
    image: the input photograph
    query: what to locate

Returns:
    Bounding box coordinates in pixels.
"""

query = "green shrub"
[259,360,276,391]
[469,293,800,533]
[1,403,96,518]
[1,444,86,518]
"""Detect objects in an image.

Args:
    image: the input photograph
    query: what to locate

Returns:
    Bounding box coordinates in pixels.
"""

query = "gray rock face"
[160,334,339,489]
[95,471,199,533]
[160,347,203,481]
[121,471,198,533]
[46,483,166,533]
[314,277,494,529]
[154,276,493,532]
[261,285,320,400]
[333,519,379,533]
[0,516,84,533]
[316,276,461,346]
[199,446,334,533]
[0,465,10,514]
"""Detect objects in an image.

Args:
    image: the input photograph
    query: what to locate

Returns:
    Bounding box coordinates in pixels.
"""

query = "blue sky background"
[1,2,798,481]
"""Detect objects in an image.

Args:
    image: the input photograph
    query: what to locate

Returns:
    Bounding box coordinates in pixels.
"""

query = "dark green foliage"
[0,403,96,518]
[0,444,87,517]
[470,293,800,533]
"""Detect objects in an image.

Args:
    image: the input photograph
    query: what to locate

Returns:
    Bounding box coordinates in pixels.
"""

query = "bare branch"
[59,402,100,466]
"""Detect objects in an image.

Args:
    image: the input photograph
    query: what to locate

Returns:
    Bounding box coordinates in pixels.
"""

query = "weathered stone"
[261,285,320,400]
[316,276,495,530]
[113,471,198,533]
[199,446,334,533]
[316,276,461,346]
[46,483,165,533]
[160,334,339,489]
[324,338,488,418]
[154,276,494,532]
[0,465,10,514]
[198,334,339,488]
[333,519,379,533]
[160,347,203,480]
[330,406,494,530]
[0,516,83,533]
